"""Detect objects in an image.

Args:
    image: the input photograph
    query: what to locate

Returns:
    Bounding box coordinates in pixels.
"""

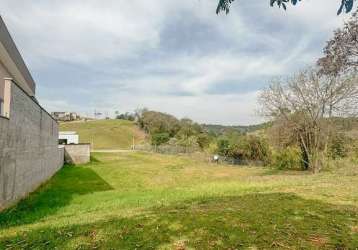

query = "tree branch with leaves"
[217,0,356,15]
[318,10,358,75]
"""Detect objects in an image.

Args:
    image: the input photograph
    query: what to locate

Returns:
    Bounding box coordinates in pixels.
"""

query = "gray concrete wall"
[64,144,91,165]
[0,81,64,211]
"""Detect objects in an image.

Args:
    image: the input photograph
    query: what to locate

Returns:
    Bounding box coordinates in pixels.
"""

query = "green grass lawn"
[0,152,357,249]
[59,120,147,150]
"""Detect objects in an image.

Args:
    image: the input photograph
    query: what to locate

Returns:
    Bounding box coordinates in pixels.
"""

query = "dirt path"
[91,149,136,153]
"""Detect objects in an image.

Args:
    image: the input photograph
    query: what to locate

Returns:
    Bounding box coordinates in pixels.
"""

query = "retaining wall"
[0,81,64,210]
[64,144,91,165]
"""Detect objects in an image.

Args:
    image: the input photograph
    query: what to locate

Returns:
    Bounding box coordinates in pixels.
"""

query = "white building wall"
[59,133,79,144]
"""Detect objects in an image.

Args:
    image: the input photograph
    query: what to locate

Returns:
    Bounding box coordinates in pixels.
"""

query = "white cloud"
[0,0,348,124]
[0,0,221,66]
[0,1,166,65]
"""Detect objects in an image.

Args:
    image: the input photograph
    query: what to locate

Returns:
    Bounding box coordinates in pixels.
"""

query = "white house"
[59,131,79,145]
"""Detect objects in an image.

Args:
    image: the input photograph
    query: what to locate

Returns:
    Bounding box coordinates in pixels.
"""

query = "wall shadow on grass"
[89,155,101,164]
[1,193,357,249]
[0,166,113,229]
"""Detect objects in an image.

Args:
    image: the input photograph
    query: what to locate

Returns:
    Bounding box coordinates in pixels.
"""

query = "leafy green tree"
[116,112,135,121]
[216,0,356,15]
[176,118,202,139]
[197,133,212,149]
[139,110,181,136]
[151,133,170,146]
[217,137,230,156]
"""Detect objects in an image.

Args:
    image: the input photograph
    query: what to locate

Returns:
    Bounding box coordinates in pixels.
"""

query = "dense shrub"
[350,140,358,159]
[272,147,302,170]
[151,133,170,146]
[197,133,211,149]
[225,135,271,165]
[116,112,135,121]
[217,138,230,156]
[328,133,349,159]
[206,142,219,155]
[246,136,271,164]
[227,140,248,159]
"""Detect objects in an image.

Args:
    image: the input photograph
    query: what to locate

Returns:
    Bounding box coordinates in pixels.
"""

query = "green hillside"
[60,119,147,150]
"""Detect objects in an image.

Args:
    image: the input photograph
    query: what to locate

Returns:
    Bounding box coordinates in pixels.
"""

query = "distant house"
[52,112,80,122]
[59,131,79,145]
[59,131,91,165]
[0,16,63,210]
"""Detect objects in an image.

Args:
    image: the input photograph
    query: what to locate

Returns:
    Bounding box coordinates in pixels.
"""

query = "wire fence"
[134,144,264,166]
[134,144,198,155]
[216,157,265,166]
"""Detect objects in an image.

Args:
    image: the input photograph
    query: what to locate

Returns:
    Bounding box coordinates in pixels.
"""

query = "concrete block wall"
[0,81,64,210]
[64,144,91,165]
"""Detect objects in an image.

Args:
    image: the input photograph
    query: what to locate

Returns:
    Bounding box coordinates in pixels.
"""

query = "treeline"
[202,123,271,136]
[133,109,272,164]
[115,112,136,121]
[137,110,209,149]
[117,109,358,170]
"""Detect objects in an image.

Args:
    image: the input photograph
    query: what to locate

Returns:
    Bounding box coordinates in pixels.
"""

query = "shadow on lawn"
[0,165,113,229]
[1,193,357,249]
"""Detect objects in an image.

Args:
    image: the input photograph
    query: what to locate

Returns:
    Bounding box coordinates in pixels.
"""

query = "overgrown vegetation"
[135,109,273,164]
[259,69,358,172]
[271,147,302,170]
[135,104,358,171]
[259,9,358,173]
[137,110,205,147]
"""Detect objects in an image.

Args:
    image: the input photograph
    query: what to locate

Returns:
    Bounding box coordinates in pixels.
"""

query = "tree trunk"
[310,150,322,174]
[300,143,310,170]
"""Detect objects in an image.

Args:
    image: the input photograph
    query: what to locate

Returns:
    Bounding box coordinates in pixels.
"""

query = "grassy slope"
[0,152,357,249]
[60,119,147,150]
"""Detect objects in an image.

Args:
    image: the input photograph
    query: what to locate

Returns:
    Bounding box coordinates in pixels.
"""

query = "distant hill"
[202,118,358,139]
[60,119,147,150]
[202,122,271,136]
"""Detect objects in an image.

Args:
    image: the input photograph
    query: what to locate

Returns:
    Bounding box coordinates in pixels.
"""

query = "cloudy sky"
[0,0,347,125]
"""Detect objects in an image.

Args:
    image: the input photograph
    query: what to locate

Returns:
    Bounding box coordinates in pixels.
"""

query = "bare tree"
[259,68,358,172]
